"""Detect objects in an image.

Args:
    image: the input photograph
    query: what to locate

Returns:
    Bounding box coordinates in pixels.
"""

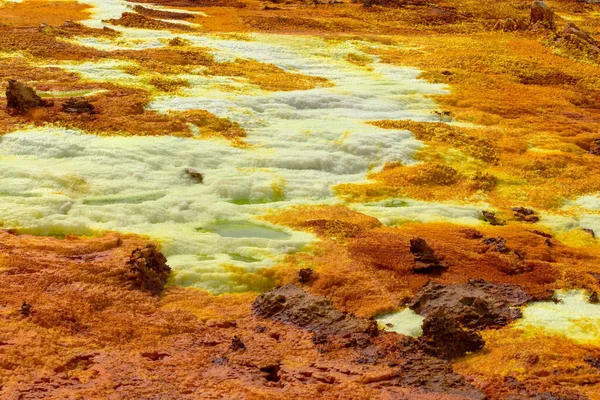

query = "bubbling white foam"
[0,0,469,293]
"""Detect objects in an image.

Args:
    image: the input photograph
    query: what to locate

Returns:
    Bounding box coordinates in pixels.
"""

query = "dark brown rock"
[252,284,378,336]
[419,308,485,360]
[230,335,246,351]
[482,210,505,226]
[409,237,447,273]
[512,207,540,223]
[390,351,487,399]
[126,244,171,294]
[184,168,204,183]
[589,139,600,156]
[298,268,314,283]
[6,79,52,113]
[61,97,96,114]
[585,355,600,369]
[483,236,510,253]
[20,301,32,317]
[409,279,530,330]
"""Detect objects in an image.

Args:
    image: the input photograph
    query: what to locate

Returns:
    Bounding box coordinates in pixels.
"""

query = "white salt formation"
[0,0,491,293]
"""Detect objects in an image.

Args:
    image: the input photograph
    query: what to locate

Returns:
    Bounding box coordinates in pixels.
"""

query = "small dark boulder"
[20,301,32,317]
[482,210,505,226]
[126,244,171,294]
[230,335,246,351]
[419,308,485,360]
[298,268,314,283]
[589,139,600,156]
[410,237,447,273]
[184,168,204,183]
[511,207,540,223]
[62,97,96,114]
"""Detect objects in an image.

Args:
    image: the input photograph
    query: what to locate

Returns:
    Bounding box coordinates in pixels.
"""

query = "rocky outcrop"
[410,237,447,273]
[252,284,378,336]
[530,0,555,29]
[409,280,531,329]
[6,79,53,113]
[126,244,171,294]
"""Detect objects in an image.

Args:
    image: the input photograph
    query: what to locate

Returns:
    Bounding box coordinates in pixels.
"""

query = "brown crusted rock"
[483,237,510,253]
[184,168,204,183]
[62,97,96,114]
[126,244,171,294]
[298,268,314,283]
[252,284,378,336]
[384,350,487,399]
[409,280,531,330]
[512,207,540,223]
[6,79,53,113]
[419,308,485,360]
[530,0,555,30]
[589,139,600,156]
[410,237,447,273]
[230,335,246,351]
[482,210,505,226]
[20,301,32,317]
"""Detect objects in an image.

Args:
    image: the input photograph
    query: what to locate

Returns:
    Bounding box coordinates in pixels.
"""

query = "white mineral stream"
[0,0,489,292]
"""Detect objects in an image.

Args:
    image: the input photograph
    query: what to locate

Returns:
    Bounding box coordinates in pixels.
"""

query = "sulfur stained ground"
[2,0,600,398]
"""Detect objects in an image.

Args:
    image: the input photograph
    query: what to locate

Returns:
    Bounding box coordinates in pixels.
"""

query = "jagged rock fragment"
[483,237,509,253]
[409,279,531,329]
[20,301,32,317]
[252,284,378,336]
[126,244,171,294]
[298,268,314,283]
[482,210,505,226]
[512,207,540,223]
[185,168,204,183]
[62,97,96,114]
[589,139,600,156]
[419,308,485,360]
[230,335,246,351]
[409,237,447,273]
[6,79,52,113]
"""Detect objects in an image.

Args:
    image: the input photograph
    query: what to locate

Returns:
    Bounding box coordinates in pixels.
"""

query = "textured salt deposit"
[0,0,492,292]
[517,291,600,343]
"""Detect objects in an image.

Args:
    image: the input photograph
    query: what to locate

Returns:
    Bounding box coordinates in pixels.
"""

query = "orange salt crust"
[1,0,600,398]
[0,230,489,399]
